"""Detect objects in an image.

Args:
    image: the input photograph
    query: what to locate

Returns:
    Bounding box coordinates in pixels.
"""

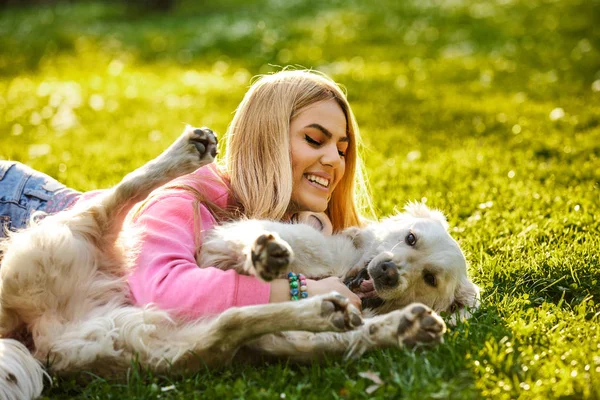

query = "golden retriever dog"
[200,203,480,319]
[0,127,471,399]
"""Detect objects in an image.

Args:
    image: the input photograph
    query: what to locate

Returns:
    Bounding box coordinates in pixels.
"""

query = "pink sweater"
[120,164,271,319]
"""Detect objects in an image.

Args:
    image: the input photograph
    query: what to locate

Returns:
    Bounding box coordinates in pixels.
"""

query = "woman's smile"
[289,99,348,212]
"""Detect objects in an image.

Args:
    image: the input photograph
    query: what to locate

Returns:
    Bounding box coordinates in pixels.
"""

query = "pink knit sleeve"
[126,193,271,320]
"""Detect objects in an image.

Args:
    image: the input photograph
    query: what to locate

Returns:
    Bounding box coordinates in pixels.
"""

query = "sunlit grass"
[1,0,599,398]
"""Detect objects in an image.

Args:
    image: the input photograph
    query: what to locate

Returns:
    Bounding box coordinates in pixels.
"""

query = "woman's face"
[289,99,348,213]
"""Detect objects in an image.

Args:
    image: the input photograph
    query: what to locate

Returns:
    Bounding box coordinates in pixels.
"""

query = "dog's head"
[343,202,480,319]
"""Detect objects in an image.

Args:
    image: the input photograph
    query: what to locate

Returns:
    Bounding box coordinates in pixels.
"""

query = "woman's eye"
[424,273,437,287]
[305,135,321,146]
[406,232,417,246]
[338,149,346,157]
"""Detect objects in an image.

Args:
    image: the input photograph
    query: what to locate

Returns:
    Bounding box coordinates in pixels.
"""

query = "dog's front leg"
[244,303,446,361]
[200,220,355,280]
[199,220,294,280]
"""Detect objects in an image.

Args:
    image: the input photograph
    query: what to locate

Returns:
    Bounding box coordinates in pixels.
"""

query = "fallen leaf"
[358,371,384,385]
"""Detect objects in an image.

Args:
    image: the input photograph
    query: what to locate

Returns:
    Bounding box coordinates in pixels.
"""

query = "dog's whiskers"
[388,241,403,254]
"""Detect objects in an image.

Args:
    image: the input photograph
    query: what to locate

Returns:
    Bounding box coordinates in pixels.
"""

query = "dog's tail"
[0,338,46,400]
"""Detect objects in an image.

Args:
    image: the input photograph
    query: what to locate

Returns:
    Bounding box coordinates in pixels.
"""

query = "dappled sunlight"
[0,0,599,398]
[0,49,251,188]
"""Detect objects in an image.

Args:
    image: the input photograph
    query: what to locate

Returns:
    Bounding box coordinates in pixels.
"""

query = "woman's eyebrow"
[305,123,349,142]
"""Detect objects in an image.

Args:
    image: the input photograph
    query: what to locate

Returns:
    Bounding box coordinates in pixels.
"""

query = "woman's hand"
[307,277,362,310]
[269,276,361,311]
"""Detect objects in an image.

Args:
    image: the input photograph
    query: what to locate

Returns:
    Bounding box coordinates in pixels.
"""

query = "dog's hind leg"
[82,126,218,242]
[0,127,217,324]
[169,292,363,367]
[37,293,363,374]
[244,303,447,362]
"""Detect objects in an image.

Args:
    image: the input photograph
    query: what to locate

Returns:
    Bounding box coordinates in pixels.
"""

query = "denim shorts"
[0,161,81,238]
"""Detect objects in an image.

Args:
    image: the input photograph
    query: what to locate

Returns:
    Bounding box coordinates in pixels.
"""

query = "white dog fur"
[0,127,474,399]
[200,203,480,319]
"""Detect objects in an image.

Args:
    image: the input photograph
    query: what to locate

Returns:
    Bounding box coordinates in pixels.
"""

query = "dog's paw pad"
[320,293,363,331]
[251,233,292,281]
[398,303,446,348]
[188,127,218,160]
[402,305,446,347]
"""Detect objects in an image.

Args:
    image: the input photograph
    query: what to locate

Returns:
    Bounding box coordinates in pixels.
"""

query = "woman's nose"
[320,144,342,168]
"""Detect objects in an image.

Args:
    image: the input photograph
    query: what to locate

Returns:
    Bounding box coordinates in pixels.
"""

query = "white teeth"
[306,174,330,188]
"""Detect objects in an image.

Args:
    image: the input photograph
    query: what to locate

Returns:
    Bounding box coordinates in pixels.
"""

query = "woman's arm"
[126,191,361,319]
[126,193,272,319]
[269,277,361,310]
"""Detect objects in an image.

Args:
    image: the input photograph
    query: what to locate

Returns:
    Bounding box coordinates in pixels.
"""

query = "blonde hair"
[223,69,374,231]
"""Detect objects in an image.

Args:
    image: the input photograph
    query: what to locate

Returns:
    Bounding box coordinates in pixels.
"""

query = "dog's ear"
[403,201,449,230]
[341,226,366,249]
[449,276,481,323]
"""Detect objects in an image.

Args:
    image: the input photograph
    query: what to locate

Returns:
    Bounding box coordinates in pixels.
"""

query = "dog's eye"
[406,232,417,246]
[423,272,437,287]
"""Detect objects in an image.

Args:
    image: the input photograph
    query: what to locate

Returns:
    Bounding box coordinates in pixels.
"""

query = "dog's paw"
[396,303,446,347]
[251,233,292,281]
[318,292,363,331]
[188,126,218,162]
[345,302,444,359]
[364,303,445,349]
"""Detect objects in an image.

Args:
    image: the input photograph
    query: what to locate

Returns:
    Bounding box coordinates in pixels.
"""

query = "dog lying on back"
[200,203,480,319]
[0,127,476,400]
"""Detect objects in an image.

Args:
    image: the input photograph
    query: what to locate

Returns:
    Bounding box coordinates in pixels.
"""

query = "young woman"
[0,70,374,318]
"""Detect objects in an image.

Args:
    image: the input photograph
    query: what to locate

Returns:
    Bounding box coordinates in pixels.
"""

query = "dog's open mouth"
[344,267,384,309]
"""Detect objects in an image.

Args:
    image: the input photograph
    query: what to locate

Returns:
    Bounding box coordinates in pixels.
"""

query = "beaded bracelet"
[288,272,308,300]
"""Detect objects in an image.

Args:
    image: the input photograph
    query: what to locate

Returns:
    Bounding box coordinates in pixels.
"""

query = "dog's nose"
[371,261,399,287]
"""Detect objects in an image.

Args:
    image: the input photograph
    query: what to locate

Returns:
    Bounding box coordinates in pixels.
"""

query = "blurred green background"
[1,0,599,398]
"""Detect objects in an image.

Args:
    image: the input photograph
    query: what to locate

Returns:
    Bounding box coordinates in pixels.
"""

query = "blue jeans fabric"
[0,161,81,238]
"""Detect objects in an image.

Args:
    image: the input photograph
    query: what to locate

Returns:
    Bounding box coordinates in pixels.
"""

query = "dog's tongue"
[356,279,377,299]
[360,279,374,291]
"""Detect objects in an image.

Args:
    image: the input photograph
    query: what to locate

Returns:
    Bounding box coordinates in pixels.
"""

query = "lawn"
[1,0,599,398]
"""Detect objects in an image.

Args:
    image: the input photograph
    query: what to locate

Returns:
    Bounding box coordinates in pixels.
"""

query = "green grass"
[1,0,599,398]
